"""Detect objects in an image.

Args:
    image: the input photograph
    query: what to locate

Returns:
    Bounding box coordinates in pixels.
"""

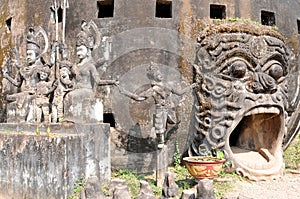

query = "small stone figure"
[51,61,74,123]
[136,180,155,199]
[34,65,57,123]
[196,179,215,199]
[160,172,179,198]
[118,62,196,148]
[83,176,106,199]
[64,20,118,123]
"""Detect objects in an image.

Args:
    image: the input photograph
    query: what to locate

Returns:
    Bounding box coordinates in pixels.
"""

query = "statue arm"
[172,83,197,96]
[3,71,22,87]
[118,85,146,101]
[91,66,118,86]
[97,79,118,85]
[45,80,58,95]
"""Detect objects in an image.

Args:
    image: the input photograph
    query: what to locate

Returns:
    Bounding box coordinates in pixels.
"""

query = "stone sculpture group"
[1,19,299,181]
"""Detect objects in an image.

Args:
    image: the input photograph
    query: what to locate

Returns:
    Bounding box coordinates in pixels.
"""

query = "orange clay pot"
[183,156,225,180]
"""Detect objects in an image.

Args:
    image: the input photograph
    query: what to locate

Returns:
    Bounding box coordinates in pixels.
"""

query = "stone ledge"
[0,123,110,199]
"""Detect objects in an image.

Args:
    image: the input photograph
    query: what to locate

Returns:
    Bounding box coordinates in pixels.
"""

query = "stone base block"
[0,123,110,199]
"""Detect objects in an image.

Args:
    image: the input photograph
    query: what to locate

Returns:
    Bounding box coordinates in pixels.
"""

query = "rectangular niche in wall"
[5,17,12,32]
[297,19,300,34]
[210,4,226,19]
[156,0,172,18]
[261,10,276,26]
[97,0,114,18]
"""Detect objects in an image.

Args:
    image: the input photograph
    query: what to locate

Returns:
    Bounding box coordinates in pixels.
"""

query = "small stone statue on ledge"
[34,65,57,123]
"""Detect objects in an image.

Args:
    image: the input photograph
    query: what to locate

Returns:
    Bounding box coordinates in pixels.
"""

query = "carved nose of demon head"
[250,72,277,94]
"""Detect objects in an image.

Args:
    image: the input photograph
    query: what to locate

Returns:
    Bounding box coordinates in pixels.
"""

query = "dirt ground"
[223,171,300,199]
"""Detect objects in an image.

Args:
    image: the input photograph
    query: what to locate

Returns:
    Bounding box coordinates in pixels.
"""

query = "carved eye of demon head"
[190,23,295,180]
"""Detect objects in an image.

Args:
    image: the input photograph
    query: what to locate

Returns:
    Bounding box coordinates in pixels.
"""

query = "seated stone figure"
[2,28,49,123]
[63,20,117,123]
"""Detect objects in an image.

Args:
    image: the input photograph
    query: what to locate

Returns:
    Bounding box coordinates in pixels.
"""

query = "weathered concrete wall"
[0,123,110,199]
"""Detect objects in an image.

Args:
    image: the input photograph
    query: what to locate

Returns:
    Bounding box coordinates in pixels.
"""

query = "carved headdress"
[26,28,40,53]
[76,20,101,50]
[26,27,49,58]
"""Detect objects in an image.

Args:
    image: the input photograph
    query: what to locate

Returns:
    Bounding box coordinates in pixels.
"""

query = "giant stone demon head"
[190,22,297,180]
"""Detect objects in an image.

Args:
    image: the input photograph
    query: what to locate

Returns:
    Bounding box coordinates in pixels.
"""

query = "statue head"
[146,62,163,83]
[37,65,51,81]
[75,20,101,61]
[26,28,40,65]
[191,21,294,180]
[59,60,73,86]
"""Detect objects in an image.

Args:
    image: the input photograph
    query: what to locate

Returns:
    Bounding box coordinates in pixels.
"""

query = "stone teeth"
[257,107,266,114]
[245,107,280,116]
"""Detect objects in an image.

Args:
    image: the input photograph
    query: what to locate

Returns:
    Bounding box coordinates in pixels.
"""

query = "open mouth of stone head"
[228,106,284,180]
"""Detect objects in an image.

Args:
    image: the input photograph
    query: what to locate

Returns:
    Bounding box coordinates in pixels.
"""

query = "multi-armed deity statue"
[2,27,54,123]
[63,20,118,123]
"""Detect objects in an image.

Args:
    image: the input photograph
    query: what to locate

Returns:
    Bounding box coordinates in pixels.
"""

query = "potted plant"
[183,148,225,181]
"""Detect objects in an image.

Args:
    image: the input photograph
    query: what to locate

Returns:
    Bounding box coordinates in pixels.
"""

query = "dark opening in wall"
[261,10,276,26]
[103,113,115,127]
[50,6,63,23]
[156,0,172,18]
[97,0,114,18]
[57,7,63,23]
[210,4,226,19]
[297,19,300,34]
[5,17,12,32]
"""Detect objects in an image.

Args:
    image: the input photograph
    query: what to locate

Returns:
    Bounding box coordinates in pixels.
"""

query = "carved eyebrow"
[260,53,287,74]
[216,48,258,70]
[215,50,257,72]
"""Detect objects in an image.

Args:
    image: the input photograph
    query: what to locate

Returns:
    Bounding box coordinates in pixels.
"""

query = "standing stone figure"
[118,63,196,148]
[34,65,57,123]
[51,61,74,123]
[63,20,118,123]
[2,27,51,122]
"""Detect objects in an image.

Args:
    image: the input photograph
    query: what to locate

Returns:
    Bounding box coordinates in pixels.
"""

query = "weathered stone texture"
[0,123,110,199]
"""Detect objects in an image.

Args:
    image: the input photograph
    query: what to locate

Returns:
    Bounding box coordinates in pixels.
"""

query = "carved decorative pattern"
[190,24,291,163]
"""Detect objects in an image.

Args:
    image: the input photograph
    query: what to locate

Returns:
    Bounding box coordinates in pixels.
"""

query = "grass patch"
[110,165,241,198]
[284,133,300,169]
[112,169,143,197]
[68,135,300,199]
[68,175,86,199]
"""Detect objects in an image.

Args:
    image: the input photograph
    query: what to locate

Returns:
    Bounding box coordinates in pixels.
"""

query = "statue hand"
[117,85,125,94]
[190,83,197,89]
[137,96,146,101]
[53,79,59,87]
[2,70,8,78]
[52,41,59,49]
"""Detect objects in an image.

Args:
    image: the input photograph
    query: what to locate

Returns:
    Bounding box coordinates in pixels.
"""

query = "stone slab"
[0,123,110,199]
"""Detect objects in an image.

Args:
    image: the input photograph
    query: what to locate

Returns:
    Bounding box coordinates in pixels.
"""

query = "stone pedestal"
[196,179,215,199]
[0,123,110,199]
[156,144,168,187]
